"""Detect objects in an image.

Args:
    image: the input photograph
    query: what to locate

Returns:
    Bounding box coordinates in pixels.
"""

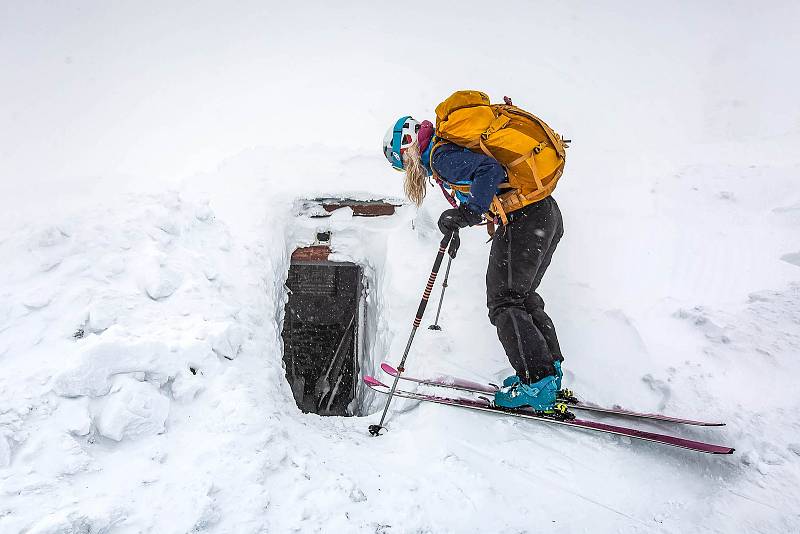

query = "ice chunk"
[208,322,247,360]
[143,266,183,300]
[54,332,216,399]
[96,377,169,441]
[171,368,204,402]
[54,398,92,436]
[87,300,119,333]
[56,434,92,475]
[53,337,171,397]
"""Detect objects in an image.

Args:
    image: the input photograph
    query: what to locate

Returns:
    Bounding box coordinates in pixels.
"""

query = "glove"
[437,204,483,235]
[438,205,483,258]
[447,231,460,258]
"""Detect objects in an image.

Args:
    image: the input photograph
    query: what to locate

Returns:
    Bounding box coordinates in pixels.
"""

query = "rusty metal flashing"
[297,197,402,218]
[322,203,396,217]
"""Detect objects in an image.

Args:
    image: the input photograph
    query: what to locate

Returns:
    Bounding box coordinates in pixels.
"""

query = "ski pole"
[428,238,458,330]
[369,231,455,436]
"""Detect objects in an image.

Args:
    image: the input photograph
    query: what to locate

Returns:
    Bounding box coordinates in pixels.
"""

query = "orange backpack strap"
[490,196,509,226]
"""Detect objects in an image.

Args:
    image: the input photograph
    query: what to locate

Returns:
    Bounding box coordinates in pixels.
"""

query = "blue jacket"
[428,142,506,215]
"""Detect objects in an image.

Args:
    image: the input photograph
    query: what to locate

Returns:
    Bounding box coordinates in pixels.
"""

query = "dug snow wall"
[0,186,423,532]
[280,198,402,416]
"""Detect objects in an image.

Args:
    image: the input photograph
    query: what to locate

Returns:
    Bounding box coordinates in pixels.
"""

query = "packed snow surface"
[1,1,799,533]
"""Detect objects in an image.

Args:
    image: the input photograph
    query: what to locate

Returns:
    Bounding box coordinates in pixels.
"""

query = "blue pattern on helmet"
[390,115,412,170]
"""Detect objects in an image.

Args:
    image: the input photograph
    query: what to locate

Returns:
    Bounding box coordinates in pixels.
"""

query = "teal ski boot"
[552,360,578,402]
[494,374,559,412]
[553,360,563,391]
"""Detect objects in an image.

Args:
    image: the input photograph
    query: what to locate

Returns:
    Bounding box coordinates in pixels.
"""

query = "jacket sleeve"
[431,145,505,213]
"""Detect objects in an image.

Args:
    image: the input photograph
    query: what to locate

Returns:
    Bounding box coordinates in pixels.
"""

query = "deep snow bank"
[0,154,443,531]
[0,191,289,532]
[1,144,798,532]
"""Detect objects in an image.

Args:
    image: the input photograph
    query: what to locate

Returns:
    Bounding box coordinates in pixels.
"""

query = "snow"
[1,1,800,532]
[95,376,170,442]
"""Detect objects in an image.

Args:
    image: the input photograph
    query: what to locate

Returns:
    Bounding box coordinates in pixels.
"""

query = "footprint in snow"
[36,226,70,247]
[641,373,671,412]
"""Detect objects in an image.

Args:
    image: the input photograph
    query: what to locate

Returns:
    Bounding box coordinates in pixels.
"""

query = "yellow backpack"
[431,90,568,224]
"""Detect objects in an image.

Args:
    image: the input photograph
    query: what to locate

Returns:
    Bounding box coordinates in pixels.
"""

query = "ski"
[364,376,734,455]
[380,362,724,427]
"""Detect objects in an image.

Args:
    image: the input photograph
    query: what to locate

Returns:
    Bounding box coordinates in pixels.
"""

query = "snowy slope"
[2,1,800,533]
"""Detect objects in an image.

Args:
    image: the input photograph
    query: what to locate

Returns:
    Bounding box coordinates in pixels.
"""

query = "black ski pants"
[487,196,564,384]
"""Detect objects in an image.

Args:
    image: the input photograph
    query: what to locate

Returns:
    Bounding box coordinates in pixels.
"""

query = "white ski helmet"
[383,116,420,170]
